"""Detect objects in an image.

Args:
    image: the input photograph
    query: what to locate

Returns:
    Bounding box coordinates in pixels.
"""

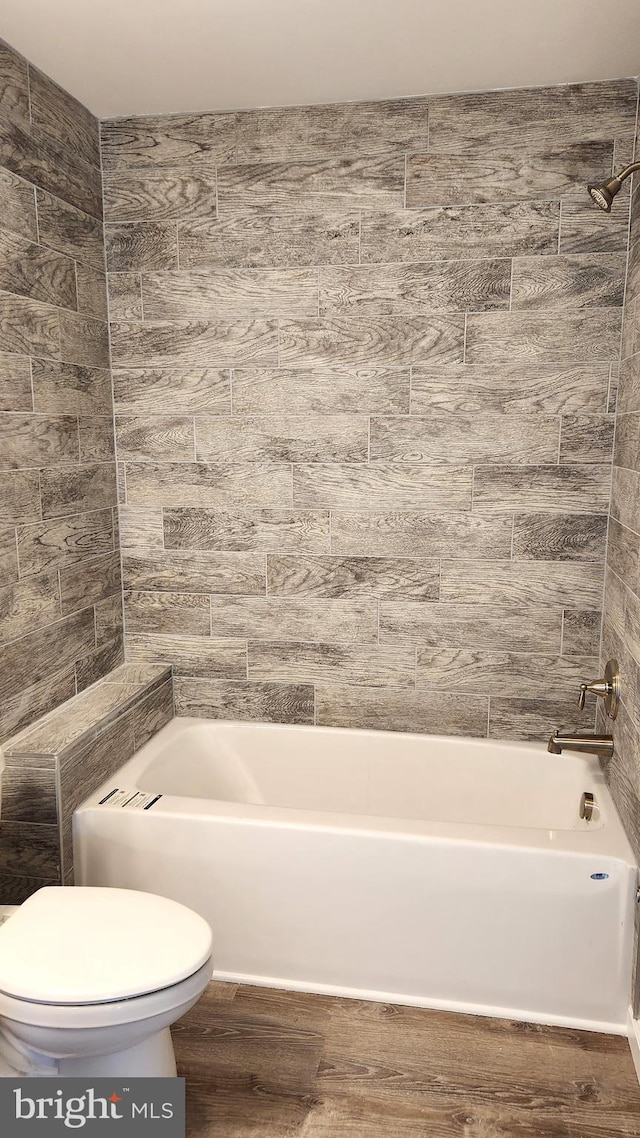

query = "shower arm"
[612,161,640,184]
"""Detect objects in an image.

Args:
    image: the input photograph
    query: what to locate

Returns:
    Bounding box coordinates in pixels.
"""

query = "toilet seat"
[0,887,213,1005]
[0,958,213,1031]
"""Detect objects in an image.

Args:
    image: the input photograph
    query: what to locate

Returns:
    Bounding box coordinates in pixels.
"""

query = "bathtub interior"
[133,719,603,831]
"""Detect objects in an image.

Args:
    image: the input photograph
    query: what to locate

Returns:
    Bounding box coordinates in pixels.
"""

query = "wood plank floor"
[172,982,640,1137]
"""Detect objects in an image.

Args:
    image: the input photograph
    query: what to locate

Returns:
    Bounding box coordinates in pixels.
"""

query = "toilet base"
[0,1027,177,1078]
[58,1028,177,1077]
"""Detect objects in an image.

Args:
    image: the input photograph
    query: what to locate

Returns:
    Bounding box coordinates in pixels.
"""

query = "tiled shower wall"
[601,158,640,864]
[101,81,636,738]
[0,41,123,744]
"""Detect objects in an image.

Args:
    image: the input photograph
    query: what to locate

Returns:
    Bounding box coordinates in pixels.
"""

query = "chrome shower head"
[587,162,640,212]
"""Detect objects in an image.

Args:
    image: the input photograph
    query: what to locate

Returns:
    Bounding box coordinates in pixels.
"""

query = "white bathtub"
[74,717,638,1034]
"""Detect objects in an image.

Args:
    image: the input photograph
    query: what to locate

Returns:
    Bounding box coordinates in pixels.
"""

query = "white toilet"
[0,751,213,1077]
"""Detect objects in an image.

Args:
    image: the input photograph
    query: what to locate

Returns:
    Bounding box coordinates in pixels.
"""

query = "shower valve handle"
[577,659,620,720]
[578,679,609,710]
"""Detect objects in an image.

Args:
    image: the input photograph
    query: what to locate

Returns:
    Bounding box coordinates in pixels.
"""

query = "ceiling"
[1,0,639,119]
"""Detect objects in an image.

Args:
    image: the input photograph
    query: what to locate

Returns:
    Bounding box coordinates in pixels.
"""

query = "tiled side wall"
[101,82,637,740]
[601,164,640,865]
[0,40,123,744]
[1,663,172,902]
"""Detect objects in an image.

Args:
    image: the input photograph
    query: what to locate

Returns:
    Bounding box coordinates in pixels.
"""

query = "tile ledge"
[3,664,171,759]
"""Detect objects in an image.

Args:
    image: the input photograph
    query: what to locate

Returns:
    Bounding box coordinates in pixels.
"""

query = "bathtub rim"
[75,717,638,865]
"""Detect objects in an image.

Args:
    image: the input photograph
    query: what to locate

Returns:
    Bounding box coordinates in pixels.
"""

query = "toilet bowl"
[0,886,213,1077]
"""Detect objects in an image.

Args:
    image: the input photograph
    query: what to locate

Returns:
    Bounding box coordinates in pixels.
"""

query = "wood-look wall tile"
[560,414,615,464]
[279,315,464,368]
[127,632,247,679]
[248,641,416,687]
[0,570,61,644]
[562,609,602,655]
[163,507,330,553]
[75,263,108,320]
[107,273,142,320]
[119,505,164,550]
[235,98,430,161]
[559,199,631,255]
[293,463,472,510]
[195,415,368,464]
[113,367,230,413]
[31,359,112,416]
[58,711,136,820]
[512,512,608,561]
[217,155,404,213]
[315,685,489,736]
[173,677,314,724]
[613,411,640,470]
[125,461,292,508]
[0,229,77,310]
[415,649,595,698]
[0,469,41,522]
[122,549,265,595]
[607,516,640,589]
[75,637,125,692]
[124,589,210,635]
[142,268,319,320]
[78,416,115,462]
[103,165,217,222]
[611,466,640,533]
[360,202,559,263]
[100,113,237,169]
[59,311,109,369]
[267,554,439,600]
[488,696,597,742]
[370,414,559,465]
[0,607,95,701]
[233,367,409,415]
[40,463,117,519]
[105,222,178,272]
[0,522,18,587]
[0,167,37,242]
[330,510,512,558]
[0,821,59,879]
[427,81,637,151]
[439,560,604,608]
[410,362,610,415]
[406,141,613,207]
[512,253,626,310]
[2,764,58,824]
[0,412,79,470]
[59,550,121,615]
[0,40,29,122]
[0,293,60,359]
[94,593,124,645]
[178,213,360,269]
[132,679,173,750]
[380,601,561,651]
[473,464,611,513]
[466,310,622,364]
[0,352,32,412]
[110,318,278,368]
[0,665,76,746]
[115,414,195,462]
[210,595,377,643]
[28,64,100,169]
[36,189,104,270]
[319,259,511,315]
[0,115,102,218]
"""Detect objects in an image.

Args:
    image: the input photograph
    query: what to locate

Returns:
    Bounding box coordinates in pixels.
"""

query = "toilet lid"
[0,887,213,1005]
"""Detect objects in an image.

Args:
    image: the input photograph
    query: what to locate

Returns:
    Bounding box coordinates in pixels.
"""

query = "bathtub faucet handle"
[577,659,620,720]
